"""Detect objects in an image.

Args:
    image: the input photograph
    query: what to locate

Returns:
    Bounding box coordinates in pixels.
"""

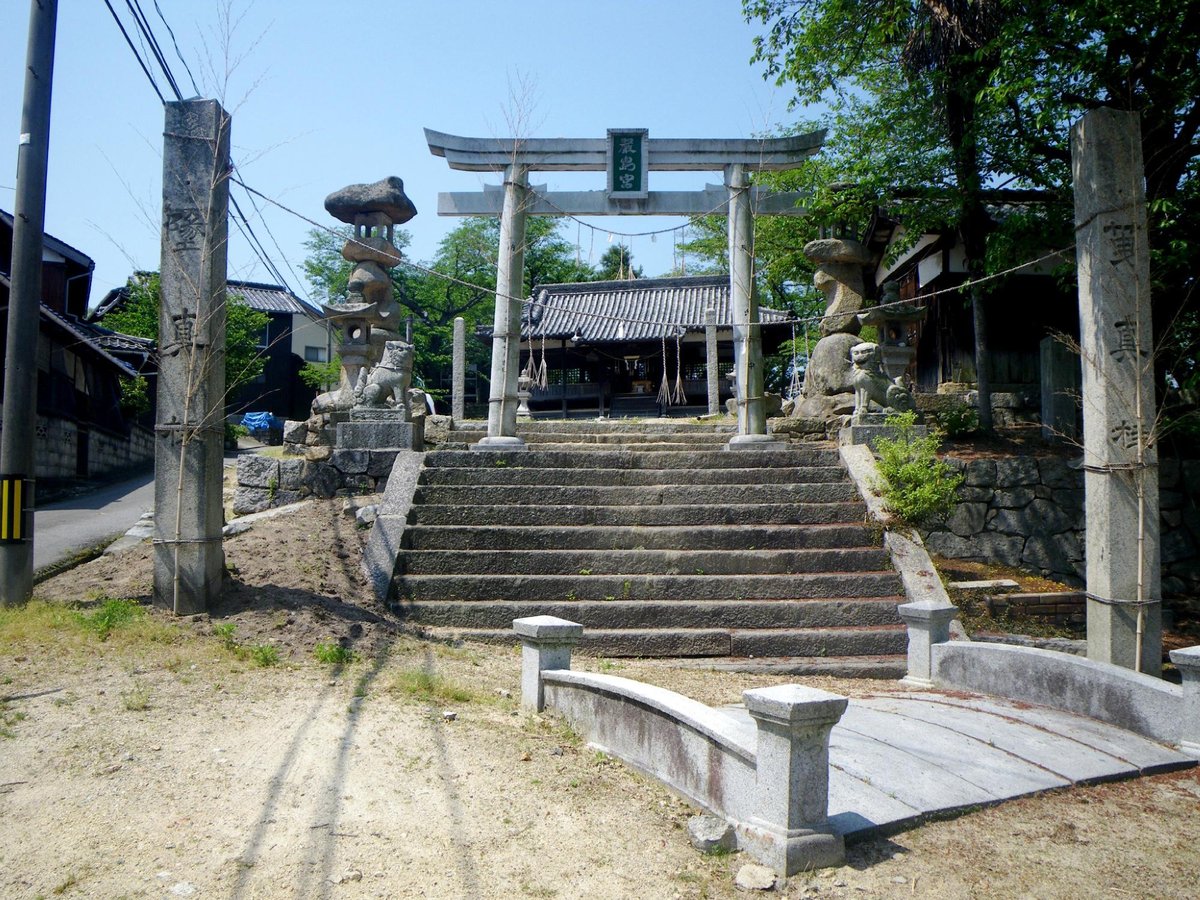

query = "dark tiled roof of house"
[522,275,790,342]
[0,209,94,270]
[39,305,139,378]
[93,275,322,321]
[228,279,315,316]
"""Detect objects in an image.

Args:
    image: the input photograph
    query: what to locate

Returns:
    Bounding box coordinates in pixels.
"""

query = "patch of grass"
[77,597,144,641]
[247,643,280,667]
[213,621,238,649]
[391,667,478,704]
[0,701,28,738]
[314,643,357,665]
[120,681,152,711]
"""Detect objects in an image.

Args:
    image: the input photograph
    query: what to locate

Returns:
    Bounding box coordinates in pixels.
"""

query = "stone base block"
[472,435,526,451]
[336,421,419,450]
[726,434,789,451]
[736,821,845,875]
[839,424,928,451]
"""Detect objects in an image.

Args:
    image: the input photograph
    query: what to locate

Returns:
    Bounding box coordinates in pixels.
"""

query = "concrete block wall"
[89,423,154,479]
[922,455,1200,597]
[15,416,154,481]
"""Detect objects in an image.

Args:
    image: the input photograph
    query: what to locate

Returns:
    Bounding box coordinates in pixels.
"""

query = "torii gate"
[425,127,824,450]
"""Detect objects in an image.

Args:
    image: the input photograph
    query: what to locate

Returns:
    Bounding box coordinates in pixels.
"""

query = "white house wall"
[290,314,332,362]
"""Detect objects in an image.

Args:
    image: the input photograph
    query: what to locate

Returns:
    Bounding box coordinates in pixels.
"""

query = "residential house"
[94,276,331,423]
[0,210,154,481]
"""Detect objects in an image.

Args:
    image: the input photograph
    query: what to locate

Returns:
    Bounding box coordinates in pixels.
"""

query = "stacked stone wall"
[921,455,1200,597]
[233,449,400,515]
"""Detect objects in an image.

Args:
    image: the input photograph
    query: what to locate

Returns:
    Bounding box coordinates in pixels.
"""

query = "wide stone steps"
[394,598,906,630]
[412,482,859,506]
[395,572,903,602]
[419,465,849,486]
[425,447,842,469]
[427,625,907,659]
[400,547,892,576]
[404,523,879,552]
[388,422,907,667]
[409,502,867,527]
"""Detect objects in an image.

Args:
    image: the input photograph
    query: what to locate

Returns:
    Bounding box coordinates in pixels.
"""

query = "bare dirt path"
[2,499,1197,899]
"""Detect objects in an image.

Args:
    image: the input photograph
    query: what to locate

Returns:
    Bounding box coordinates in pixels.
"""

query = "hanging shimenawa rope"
[657,333,672,409]
[787,322,803,400]
[535,329,549,390]
[672,329,688,405]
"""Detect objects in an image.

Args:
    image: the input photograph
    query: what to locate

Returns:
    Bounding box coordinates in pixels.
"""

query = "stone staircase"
[390,420,908,671]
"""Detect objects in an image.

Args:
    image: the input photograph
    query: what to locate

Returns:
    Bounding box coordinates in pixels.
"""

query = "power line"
[229,192,294,296]
[152,0,201,97]
[124,0,182,100]
[233,175,312,304]
[100,0,166,103]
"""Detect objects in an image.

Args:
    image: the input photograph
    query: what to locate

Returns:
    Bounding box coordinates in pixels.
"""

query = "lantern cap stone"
[325,176,417,225]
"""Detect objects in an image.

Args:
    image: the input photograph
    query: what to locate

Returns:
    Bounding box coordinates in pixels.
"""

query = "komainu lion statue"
[849,341,914,421]
[354,340,414,413]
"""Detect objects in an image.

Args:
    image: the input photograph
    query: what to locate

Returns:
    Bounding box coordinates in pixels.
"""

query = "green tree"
[596,244,642,280]
[744,0,1200,436]
[101,272,271,400]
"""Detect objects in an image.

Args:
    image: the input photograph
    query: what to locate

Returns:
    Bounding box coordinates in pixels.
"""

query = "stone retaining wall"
[922,455,1200,597]
[233,448,400,515]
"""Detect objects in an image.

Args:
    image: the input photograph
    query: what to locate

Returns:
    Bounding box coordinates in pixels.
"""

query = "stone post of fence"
[1169,646,1200,758]
[741,685,848,874]
[514,616,584,712]
[897,600,959,687]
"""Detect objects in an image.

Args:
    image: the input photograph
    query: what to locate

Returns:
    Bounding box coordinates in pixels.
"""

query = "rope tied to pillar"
[1084,591,1160,609]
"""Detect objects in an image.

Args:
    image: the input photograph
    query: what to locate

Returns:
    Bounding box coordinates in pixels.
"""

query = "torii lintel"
[424,127,826,173]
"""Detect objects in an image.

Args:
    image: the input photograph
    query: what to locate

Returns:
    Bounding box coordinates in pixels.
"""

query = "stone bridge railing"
[900,600,1200,757]
[514,616,846,875]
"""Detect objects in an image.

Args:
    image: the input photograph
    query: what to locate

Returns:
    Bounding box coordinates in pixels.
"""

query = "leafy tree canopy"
[101,271,271,399]
[743,0,1200,432]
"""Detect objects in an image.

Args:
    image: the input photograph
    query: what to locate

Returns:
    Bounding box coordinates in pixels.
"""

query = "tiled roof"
[523,275,790,342]
[93,275,322,321]
[0,209,94,270]
[39,305,139,378]
[228,279,315,316]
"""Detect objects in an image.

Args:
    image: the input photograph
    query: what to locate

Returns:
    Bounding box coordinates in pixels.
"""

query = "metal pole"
[1,0,58,605]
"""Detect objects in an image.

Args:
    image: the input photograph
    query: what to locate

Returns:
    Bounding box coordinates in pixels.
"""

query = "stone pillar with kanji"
[1072,107,1162,674]
[153,99,230,615]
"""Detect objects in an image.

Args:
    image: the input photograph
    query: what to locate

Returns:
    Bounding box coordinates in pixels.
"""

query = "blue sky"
[2,1,812,307]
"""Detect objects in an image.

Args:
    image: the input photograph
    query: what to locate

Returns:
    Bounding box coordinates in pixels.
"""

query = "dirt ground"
[3,498,1199,899]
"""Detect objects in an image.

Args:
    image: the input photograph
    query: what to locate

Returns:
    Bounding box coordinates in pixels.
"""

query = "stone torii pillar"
[726,164,784,449]
[477,164,529,450]
[1072,107,1161,675]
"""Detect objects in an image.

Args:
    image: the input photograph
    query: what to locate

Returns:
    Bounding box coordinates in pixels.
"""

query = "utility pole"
[1,0,58,606]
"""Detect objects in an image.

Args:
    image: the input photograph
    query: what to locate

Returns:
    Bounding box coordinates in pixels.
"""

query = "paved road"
[33,472,155,571]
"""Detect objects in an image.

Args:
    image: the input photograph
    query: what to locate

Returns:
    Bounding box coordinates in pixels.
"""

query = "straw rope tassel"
[657,334,672,408]
[535,329,549,390]
[672,330,688,405]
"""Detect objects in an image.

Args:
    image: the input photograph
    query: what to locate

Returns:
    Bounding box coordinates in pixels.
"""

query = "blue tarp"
[241,412,282,432]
